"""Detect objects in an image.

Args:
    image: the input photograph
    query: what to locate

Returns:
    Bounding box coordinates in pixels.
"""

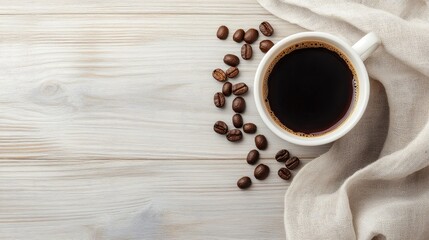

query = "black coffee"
[264,41,356,136]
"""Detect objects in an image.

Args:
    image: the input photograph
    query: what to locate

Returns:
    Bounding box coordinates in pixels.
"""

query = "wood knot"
[40,81,61,96]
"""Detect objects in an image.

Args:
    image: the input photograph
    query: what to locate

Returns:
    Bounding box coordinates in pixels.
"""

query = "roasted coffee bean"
[217,25,229,40]
[246,149,259,165]
[237,176,252,189]
[213,121,228,135]
[214,92,225,108]
[241,44,253,60]
[244,28,259,44]
[255,134,268,150]
[232,97,246,113]
[259,21,274,36]
[212,68,227,82]
[285,156,300,170]
[226,129,243,142]
[259,40,274,53]
[254,164,270,180]
[233,29,245,43]
[223,54,240,67]
[226,66,239,78]
[278,168,291,180]
[243,123,257,134]
[222,82,232,96]
[275,149,290,162]
[232,113,243,128]
[232,82,248,95]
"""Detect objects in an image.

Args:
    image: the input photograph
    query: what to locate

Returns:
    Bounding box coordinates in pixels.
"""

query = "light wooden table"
[0,1,330,239]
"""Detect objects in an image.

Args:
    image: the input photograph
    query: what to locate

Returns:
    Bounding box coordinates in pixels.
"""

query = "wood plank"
[0,159,311,239]
[0,0,268,15]
[0,14,327,160]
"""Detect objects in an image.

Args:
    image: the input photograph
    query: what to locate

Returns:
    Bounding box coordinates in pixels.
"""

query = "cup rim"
[254,32,370,146]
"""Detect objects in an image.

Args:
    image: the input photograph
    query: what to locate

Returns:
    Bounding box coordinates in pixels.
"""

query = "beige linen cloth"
[257,0,429,239]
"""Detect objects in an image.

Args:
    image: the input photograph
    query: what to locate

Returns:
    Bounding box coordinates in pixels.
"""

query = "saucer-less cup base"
[254,32,380,146]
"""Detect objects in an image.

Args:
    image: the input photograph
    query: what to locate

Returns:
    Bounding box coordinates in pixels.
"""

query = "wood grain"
[0,14,326,160]
[0,0,268,15]
[0,159,311,239]
[0,1,326,239]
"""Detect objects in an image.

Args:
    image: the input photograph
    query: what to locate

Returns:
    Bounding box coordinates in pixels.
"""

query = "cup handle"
[352,32,381,61]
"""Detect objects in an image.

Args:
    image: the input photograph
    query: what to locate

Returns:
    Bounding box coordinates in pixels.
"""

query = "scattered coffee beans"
[244,28,259,44]
[214,92,225,108]
[222,82,232,96]
[232,82,248,95]
[213,121,228,135]
[241,43,253,60]
[259,21,274,36]
[212,22,299,190]
[246,149,259,165]
[223,54,240,67]
[232,113,243,128]
[259,40,274,53]
[255,134,268,150]
[217,25,229,40]
[226,66,239,78]
[254,164,270,180]
[226,129,243,142]
[232,97,246,113]
[243,123,257,134]
[212,68,227,82]
[233,29,245,43]
[275,149,290,162]
[278,168,291,180]
[237,176,252,189]
[285,156,300,170]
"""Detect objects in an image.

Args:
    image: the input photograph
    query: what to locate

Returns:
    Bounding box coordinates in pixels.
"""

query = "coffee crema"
[263,41,359,137]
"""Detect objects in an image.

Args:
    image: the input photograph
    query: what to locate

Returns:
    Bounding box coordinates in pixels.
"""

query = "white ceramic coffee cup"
[254,32,380,146]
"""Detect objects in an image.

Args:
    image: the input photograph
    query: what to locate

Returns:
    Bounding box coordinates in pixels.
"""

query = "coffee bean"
[226,129,242,142]
[259,21,274,36]
[233,29,245,43]
[243,123,257,134]
[222,82,232,96]
[244,28,259,44]
[237,176,252,189]
[232,113,243,128]
[226,66,239,78]
[254,164,270,180]
[275,149,290,162]
[278,168,291,180]
[285,156,300,170]
[241,44,253,60]
[255,134,268,150]
[212,68,227,82]
[246,149,259,165]
[232,97,246,113]
[232,82,248,95]
[217,25,229,40]
[223,54,240,67]
[214,92,225,108]
[213,121,228,135]
[259,40,274,53]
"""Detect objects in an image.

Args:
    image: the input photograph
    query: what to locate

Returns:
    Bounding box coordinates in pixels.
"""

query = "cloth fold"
[257,0,429,239]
